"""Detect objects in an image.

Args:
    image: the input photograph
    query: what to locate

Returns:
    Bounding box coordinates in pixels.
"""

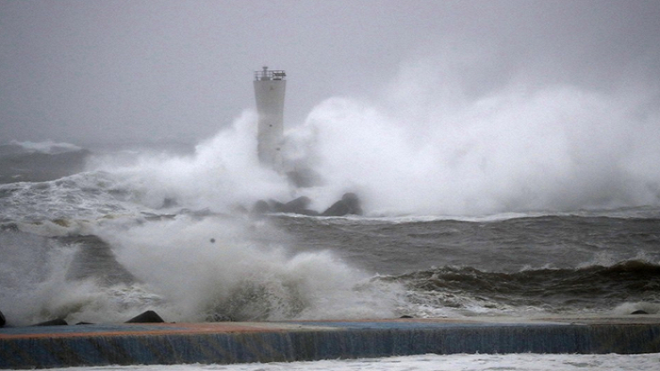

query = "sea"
[2,112,660,370]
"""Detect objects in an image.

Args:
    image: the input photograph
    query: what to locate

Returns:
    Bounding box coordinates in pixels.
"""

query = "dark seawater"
[274,213,660,316]
[1,141,660,326]
[0,141,91,184]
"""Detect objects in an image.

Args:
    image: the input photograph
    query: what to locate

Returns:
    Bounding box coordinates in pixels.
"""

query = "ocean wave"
[6,140,83,154]
[274,206,660,225]
[0,141,90,184]
[382,260,660,317]
[0,171,149,229]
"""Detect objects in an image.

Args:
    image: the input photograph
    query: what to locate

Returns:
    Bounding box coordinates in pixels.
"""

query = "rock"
[278,196,319,216]
[268,199,286,212]
[252,193,362,217]
[32,318,68,326]
[631,310,649,315]
[126,310,165,323]
[282,196,311,212]
[59,235,137,286]
[0,309,5,327]
[251,197,319,216]
[322,193,363,216]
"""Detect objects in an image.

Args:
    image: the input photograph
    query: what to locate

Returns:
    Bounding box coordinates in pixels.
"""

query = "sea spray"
[88,111,291,213]
[0,171,147,226]
[0,214,404,325]
[81,56,660,218]
[0,231,157,326]
[281,57,660,216]
[0,231,68,325]
[100,215,403,322]
[2,52,660,327]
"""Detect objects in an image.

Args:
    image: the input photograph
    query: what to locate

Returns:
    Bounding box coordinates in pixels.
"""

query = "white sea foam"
[0,171,148,229]
[87,110,291,214]
[0,230,164,326]
[285,70,660,216]
[43,353,660,371]
[9,139,82,154]
[98,215,404,322]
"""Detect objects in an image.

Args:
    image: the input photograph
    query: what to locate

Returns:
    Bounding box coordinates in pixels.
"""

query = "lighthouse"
[254,66,286,170]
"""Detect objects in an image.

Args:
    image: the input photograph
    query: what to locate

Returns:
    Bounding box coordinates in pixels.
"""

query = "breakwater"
[1,317,659,369]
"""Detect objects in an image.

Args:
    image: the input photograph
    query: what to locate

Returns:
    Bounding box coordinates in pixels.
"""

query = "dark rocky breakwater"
[252,192,363,217]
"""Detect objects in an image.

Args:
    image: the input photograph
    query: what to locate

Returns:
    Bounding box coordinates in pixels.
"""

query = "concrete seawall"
[1,316,659,369]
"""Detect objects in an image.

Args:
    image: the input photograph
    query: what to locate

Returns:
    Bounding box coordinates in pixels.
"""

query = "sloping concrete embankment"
[1,317,660,369]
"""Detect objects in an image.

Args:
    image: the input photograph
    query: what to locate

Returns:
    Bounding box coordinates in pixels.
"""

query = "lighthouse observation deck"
[255,66,286,81]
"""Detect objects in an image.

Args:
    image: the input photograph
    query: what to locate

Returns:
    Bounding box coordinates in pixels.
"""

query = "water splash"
[284,64,660,215]
[100,216,403,322]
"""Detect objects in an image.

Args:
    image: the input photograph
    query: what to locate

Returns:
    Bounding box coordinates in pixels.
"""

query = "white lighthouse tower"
[254,66,286,170]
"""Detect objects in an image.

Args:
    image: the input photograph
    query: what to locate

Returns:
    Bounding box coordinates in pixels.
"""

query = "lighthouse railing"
[255,69,286,81]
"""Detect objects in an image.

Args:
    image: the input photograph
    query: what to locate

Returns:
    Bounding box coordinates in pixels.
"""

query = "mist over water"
[87,59,660,218]
[290,60,660,216]
[88,110,291,213]
[98,216,400,322]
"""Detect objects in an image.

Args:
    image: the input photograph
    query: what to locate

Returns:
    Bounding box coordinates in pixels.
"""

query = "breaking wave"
[387,260,660,317]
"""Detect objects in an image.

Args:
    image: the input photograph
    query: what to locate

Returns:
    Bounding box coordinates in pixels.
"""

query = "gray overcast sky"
[1,0,660,146]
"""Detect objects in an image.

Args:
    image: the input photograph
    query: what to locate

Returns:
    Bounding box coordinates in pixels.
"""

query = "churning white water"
[98,216,402,323]
[289,68,660,215]
[42,353,660,371]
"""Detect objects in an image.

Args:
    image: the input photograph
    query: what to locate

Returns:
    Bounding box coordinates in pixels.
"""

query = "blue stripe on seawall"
[1,321,660,369]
